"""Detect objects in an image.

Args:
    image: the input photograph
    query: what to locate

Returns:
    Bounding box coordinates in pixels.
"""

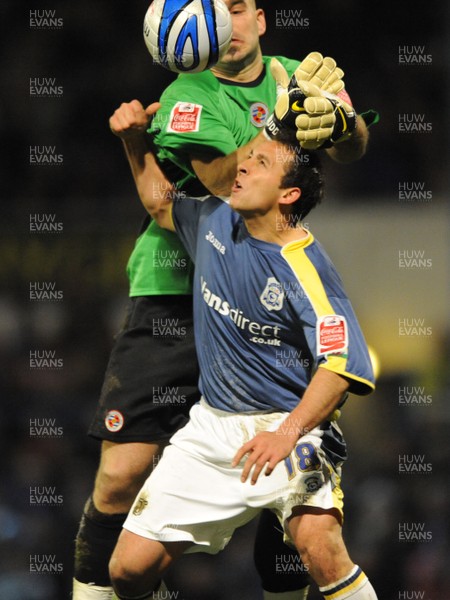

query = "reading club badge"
[105,410,124,433]
[250,102,269,127]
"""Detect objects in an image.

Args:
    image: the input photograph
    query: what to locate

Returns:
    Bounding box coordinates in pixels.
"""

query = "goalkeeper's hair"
[276,133,324,221]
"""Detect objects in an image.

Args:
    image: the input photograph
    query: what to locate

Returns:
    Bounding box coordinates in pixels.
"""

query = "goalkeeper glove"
[289,51,345,95]
[294,81,356,149]
[264,53,355,148]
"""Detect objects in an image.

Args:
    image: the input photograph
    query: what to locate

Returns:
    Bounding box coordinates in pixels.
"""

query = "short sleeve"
[150,73,239,176]
[171,194,224,262]
[281,239,375,396]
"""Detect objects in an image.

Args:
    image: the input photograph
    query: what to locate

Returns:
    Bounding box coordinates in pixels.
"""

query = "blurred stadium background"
[1,1,449,598]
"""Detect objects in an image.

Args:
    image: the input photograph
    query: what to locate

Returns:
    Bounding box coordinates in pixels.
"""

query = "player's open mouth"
[232,179,242,192]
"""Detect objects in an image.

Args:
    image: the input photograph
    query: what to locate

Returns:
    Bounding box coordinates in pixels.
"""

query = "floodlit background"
[1,1,449,598]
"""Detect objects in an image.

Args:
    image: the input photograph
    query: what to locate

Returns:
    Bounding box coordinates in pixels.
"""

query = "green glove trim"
[359,109,380,128]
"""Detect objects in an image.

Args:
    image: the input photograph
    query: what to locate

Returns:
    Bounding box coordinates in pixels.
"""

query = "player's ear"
[279,187,301,206]
[256,8,266,36]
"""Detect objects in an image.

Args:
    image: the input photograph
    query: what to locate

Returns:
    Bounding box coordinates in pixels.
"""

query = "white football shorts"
[124,399,345,554]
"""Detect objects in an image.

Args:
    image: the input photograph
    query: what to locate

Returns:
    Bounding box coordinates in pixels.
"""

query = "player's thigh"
[94,440,167,512]
[110,527,191,589]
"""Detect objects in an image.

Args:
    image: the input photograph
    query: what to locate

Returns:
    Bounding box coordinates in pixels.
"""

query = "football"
[144,0,232,74]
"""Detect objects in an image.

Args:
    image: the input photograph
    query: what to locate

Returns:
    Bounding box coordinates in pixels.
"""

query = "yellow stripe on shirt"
[281,235,349,376]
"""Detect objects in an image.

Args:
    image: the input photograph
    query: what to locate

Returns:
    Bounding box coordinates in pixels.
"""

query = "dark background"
[1,1,449,598]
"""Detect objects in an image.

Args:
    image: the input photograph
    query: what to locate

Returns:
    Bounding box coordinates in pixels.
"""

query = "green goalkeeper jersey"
[127,55,300,296]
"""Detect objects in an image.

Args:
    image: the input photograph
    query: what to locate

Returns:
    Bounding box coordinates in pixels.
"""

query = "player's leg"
[112,401,265,598]
[93,441,163,514]
[288,508,378,599]
[254,509,310,600]
[109,529,191,599]
[73,296,199,599]
[73,440,164,599]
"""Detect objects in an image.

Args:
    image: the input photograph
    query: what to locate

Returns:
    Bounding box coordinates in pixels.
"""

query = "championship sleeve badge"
[317,314,348,355]
[167,101,203,133]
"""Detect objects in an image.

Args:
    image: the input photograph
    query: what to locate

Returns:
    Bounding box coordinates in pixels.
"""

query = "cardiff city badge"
[260,277,284,311]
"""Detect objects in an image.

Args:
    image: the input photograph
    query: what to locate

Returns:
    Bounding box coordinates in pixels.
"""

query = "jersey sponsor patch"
[167,102,203,133]
[260,277,284,311]
[317,315,348,355]
[250,102,269,127]
[105,409,124,433]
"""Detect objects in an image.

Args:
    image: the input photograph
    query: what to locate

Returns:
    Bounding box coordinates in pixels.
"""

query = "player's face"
[217,0,266,68]
[230,141,297,218]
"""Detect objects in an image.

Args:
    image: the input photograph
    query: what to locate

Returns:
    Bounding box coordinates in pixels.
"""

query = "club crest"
[260,277,284,311]
[250,102,269,127]
[132,494,149,516]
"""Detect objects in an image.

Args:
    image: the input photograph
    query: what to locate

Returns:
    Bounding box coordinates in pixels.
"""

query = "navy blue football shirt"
[172,195,375,413]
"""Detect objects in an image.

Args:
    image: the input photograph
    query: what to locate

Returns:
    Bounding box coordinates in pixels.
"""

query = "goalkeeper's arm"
[326,114,368,163]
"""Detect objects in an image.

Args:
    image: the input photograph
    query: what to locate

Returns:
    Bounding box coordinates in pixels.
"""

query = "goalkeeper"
[73,2,376,600]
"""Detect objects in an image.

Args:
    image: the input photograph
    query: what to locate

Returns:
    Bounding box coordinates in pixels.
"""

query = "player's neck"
[211,50,264,83]
[244,215,309,246]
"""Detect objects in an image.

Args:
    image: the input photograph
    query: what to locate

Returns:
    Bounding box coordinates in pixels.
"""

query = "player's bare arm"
[325,115,369,163]
[110,100,175,231]
[232,368,349,485]
[190,130,265,196]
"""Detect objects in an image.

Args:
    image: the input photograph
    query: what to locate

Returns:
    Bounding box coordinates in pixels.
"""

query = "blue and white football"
[144,0,232,73]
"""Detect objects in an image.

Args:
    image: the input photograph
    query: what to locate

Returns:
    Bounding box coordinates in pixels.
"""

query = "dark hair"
[276,135,324,221]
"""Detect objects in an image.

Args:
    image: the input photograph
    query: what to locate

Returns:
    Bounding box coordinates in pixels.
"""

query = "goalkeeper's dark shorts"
[88,295,199,443]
